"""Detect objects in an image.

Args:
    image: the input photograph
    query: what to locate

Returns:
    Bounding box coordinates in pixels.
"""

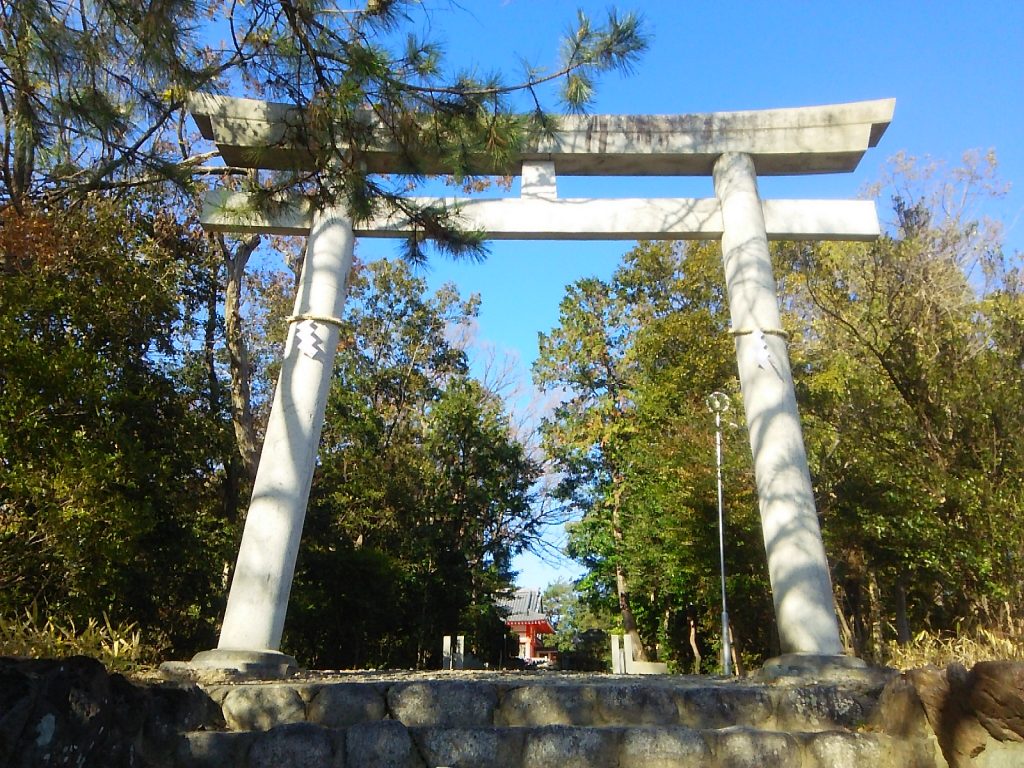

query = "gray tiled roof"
[497,588,547,623]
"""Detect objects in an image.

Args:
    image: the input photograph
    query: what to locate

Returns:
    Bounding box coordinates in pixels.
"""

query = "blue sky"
[350,0,1024,588]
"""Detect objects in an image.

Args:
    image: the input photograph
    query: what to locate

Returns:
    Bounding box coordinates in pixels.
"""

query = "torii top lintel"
[190,94,895,177]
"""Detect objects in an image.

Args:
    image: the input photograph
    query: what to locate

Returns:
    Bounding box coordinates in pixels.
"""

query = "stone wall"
[3,655,1024,767]
[0,656,218,767]
[877,660,1024,768]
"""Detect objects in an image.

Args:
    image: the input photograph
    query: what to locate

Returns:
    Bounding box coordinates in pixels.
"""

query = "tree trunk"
[610,483,648,662]
[615,564,648,662]
[688,619,701,674]
[728,623,744,676]
[5,15,37,211]
[201,254,243,525]
[895,578,912,645]
[833,585,856,655]
[866,570,884,658]
[214,233,262,482]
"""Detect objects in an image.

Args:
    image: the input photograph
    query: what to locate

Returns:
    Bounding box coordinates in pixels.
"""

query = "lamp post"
[707,391,732,676]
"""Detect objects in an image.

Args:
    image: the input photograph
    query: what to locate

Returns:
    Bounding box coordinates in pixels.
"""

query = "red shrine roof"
[497,589,554,634]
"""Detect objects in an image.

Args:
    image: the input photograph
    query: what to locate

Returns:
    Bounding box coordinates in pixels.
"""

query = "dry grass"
[0,608,155,672]
[877,614,1024,670]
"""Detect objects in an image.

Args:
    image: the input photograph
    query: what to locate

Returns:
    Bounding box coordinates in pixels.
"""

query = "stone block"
[248,722,336,768]
[198,685,233,708]
[388,681,497,727]
[800,731,892,768]
[0,656,142,768]
[497,685,599,726]
[901,660,1024,768]
[967,661,1024,743]
[186,650,298,678]
[176,731,254,768]
[144,684,223,752]
[221,684,306,731]
[973,738,1024,768]
[0,669,34,766]
[773,684,867,730]
[193,93,896,178]
[345,720,422,768]
[618,726,710,767]
[674,686,772,729]
[709,726,801,768]
[873,674,933,737]
[412,726,524,768]
[308,684,387,727]
[521,725,619,768]
[908,663,990,768]
[596,684,677,726]
[756,653,871,682]
[894,736,951,768]
[0,664,32,718]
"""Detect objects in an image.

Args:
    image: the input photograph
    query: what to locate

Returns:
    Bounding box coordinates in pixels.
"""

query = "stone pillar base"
[758,653,869,681]
[159,649,299,680]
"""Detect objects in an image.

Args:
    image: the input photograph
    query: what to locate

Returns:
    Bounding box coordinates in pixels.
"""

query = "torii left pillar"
[191,208,354,674]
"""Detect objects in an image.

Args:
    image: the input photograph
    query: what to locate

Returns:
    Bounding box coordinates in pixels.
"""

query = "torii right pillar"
[714,151,845,660]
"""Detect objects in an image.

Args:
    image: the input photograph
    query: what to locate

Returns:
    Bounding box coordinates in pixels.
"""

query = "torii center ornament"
[187,94,895,674]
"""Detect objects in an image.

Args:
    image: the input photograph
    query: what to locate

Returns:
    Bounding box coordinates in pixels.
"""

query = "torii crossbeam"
[187,95,895,674]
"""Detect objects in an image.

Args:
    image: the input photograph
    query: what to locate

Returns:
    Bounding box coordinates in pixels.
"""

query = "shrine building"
[497,589,555,661]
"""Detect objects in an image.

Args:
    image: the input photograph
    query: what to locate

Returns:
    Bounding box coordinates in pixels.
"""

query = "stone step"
[198,675,891,734]
[176,723,942,768]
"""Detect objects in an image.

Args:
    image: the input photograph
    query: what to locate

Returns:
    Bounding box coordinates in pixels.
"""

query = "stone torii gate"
[187,94,895,674]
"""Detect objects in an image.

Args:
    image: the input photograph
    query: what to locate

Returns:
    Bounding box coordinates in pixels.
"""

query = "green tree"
[533,267,650,658]
[541,580,609,650]
[283,259,541,668]
[538,156,1024,666]
[0,0,223,208]
[1,2,647,664]
[540,580,613,670]
[536,241,774,669]
[0,1,646,535]
[784,153,1024,655]
[0,198,233,654]
[2,2,646,226]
